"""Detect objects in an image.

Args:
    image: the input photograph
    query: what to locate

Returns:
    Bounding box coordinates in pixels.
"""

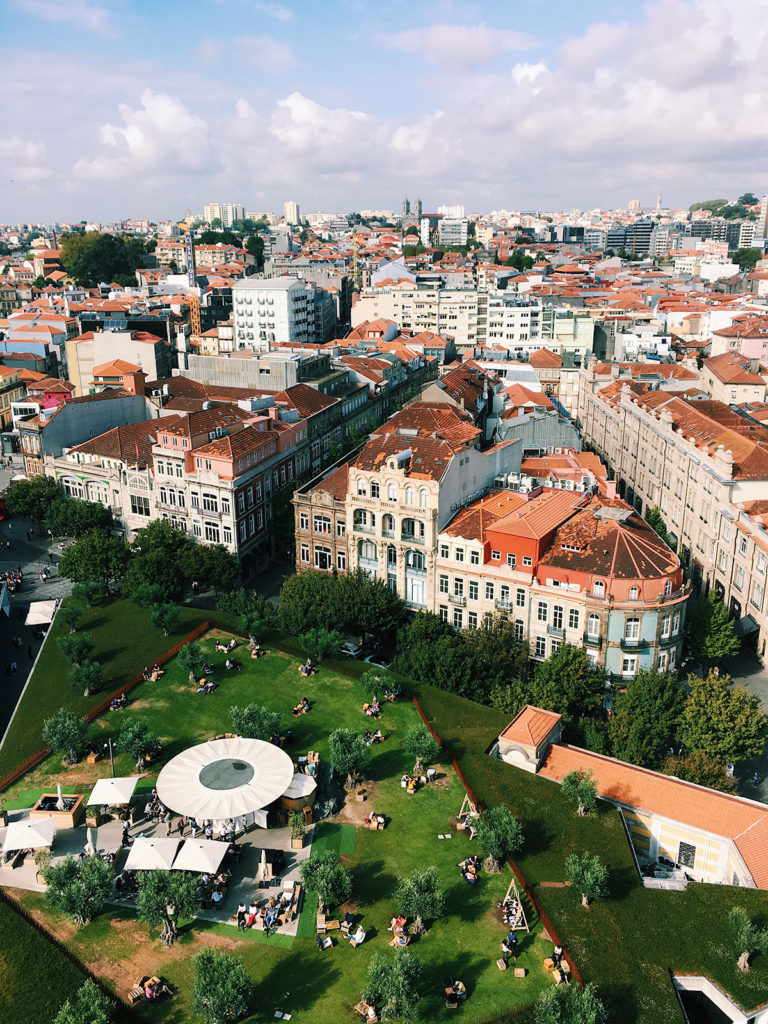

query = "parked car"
[363,653,391,670]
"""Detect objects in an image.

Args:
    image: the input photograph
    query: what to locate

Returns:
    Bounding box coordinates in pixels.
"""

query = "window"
[313,515,331,534]
[621,654,637,677]
[469,581,479,601]
[625,617,640,640]
[470,550,480,565]
[454,579,464,597]
[387,483,397,501]
[758,552,766,574]
[221,497,231,516]
[485,582,494,600]
[439,575,449,594]
[672,613,680,634]
[337,551,346,571]
[593,580,605,596]
[551,605,563,629]
[453,609,463,629]
[587,614,600,638]
[314,546,332,570]
[299,512,309,530]
[130,494,150,517]
[534,637,546,658]
[740,535,748,555]
[735,566,745,590]
[678,842,696,869]
[718,549,728,571]
[491,550,501,561]
[551,640,561,656]
[522,556,532,567]
[202,492,218,513]
[468,611,478,628]
[568,608,579,630]
[419,488,428,507]
[370,481,379,498]
[500,585,510,604]
[354,509,368,528]
[237,492,246,514]
[405,486,415,505]
[455,548,464,562]
[516,588,525,607]
[537,601,547,622]
[664,580,672,596]
[661,615,671,638]
[658,651,668,672]
[204,521,220,542]
[388,546,398,566]
[223,525,232,544]
[192,521,202,538]
[629,586,639,599]
[359,540,377,561]
[506,553,516,567]
[439,543,449,558]
[337,521,346,538]
[515,621,524,642]
[357,478,367,496]
[722,520,731,541]
[752,583,764,609]
[439,606,448,623]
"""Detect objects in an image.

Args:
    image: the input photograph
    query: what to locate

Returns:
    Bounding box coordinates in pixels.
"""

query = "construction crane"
[184,232,202,337]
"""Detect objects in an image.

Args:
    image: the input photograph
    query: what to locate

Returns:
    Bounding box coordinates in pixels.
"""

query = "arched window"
[357,477,367,496]
[387,545,397,565]
[61,477,84,498]
[405,486,415,506]
[387,483,397,501]
[370,481,380,498]
[358,540,377,561]
[664,580,672,596]
[406,550,425,571]
[353,509,367,528]
[625,617,640,640]
[419,488,428,507]
[587,614,600,638]
[593,580,605,597]
[383,514,395,536]
[629,586,639,599]
[401,518,424,542]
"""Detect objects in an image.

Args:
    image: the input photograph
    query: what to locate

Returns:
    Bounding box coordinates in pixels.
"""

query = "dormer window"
[629,587,639,599]
[593,580,605,596]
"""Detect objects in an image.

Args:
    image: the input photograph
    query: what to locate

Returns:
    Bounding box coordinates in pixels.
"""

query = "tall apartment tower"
[756,195,768,240]
[656,194,662,215]
[284,201,300,226]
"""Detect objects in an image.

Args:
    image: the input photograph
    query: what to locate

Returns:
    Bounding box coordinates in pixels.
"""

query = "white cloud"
[253,1,292,19]
[73,89,214,182]
[0,135,52,182]
[378,22,536,69]
[13,0,115,36]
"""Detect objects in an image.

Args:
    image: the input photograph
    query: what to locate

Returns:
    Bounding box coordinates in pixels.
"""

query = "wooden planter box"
[291,835,305,850]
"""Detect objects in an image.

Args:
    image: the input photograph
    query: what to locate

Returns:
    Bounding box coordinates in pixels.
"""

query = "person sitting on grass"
[145,979,172,1001]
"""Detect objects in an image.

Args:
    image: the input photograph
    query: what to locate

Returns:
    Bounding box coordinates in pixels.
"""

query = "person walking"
[506,931,519,962]
[501,937,512,966]
[177,816,185,837]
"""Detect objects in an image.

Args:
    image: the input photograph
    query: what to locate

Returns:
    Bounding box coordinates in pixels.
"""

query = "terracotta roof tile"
[500,705,562,747]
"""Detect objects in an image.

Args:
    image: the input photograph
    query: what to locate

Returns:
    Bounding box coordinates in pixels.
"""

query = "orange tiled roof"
[500,705,562,747]
[539,743,768,889]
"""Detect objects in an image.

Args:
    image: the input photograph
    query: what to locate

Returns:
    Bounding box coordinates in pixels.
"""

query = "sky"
[2,0,768,224]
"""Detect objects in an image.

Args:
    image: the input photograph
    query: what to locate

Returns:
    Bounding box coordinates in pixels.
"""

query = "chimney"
[606,480,617,500]
[122,370,146,396]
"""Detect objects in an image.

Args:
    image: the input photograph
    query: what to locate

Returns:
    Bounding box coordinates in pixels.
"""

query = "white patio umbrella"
[3,816,56,853]
[282,773,317,801]
[25,600,57,626]
[123,837,180,872]
[156,737,294,823]
[171,839,228,874]
[87,777,139,807]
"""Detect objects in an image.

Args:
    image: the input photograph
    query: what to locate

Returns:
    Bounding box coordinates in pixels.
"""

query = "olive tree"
[730,906,768,973]
[394,866,446,935]
[229,703,280,740]
[136,869,200,946]
[44,855,113,924]
[328,728,371,789]
[53,979,114,1024]
[192,948,254,1024]
[565,850,609,908]
[42,708,87,765]
[363,949,423,1023]
[116,718,162,772]
[404,724,440,775]
[300,849,352,914]
[475,805,524,873]
[561,770,598,816]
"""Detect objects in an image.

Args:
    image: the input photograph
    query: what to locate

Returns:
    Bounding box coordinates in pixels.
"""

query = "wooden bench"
[128,977,147,1005]
[284,882,302,923]
[325,918,340,931]
[87,751,101,764]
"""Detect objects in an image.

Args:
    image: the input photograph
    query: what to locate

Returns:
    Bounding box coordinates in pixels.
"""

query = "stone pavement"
[724,648,768,804]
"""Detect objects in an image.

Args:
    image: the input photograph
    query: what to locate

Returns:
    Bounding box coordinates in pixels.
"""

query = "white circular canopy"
[156,737,294,823]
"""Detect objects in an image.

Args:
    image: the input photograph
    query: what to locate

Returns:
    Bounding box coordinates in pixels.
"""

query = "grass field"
[5,630,552,1023]
[0,597,207,780]
[413,683,768,1024]
[0,896,93,1024]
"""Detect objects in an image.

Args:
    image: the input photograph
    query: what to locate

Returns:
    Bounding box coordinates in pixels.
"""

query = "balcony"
[401,534,424,545]
[354,524,375,535]
[448,594,466,607]
[495,599,511,611]
[546,625,565,639]
[583,633,602,648]
[620,636,646,651]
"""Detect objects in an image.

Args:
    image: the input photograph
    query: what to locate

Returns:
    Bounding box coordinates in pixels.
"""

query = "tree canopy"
[608,670,684,768]
[534,983,608,1024]
[3,474,60,522]
[404,725,440,774]
[299,849,352,913]
[328,728,371,788]
[192,948,254,1024]
[44,854,113,924]
[561,770,598,816]
[476,805,524,872]
[60,232,149,287]
[678,670,768,765]
[53,979,114,1024]
[117,718,162,771]
[565,850,609,907]
[394,866,446,934]
[229,703,280,740]
[729,906,768,972]
[734,247,763,271]
[687,592,740,662]
[46,498,113,539]
[42,708,87,764]
[529,644,605,724]
[661,751,737,794]
[300,627,343,662]
[136,869,200,946]
[59,529,129,590]
[363,949,424,1023]
[279,568,406,639]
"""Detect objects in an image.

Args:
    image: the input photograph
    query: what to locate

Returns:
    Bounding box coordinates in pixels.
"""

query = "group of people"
[237,889,293,933]
[197,679,218,694]
[215,638,238,654]
[292,696,311,716]
[364,810,385,829]
[144,977,172,1002]
[387,915,409,947]
[499,893,523,928]
[363,728,383,745]
[443,979,467,1006]
[142,664,164,681]
[400,774,419,794]
[0,568,22,594]
[362,699,381,718]
[458,854,482,886]
[224,657,241,671]
[109,693,129,711]
[299,659,316,677]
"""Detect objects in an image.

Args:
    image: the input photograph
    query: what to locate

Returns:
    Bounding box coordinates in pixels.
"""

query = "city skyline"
[3,0,767,223]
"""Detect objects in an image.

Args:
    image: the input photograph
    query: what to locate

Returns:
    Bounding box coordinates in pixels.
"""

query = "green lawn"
[0,598,208,781]
[0,897,92,1024]
[7,633,552,1023]
[414,684,768,1024]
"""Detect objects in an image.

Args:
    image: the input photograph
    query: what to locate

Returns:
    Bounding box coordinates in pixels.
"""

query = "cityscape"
[1,3,768,1024]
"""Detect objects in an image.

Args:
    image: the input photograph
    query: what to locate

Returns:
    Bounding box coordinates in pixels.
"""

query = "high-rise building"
[232,277,310,350]
[284,201,300,226]
[756,195,768,240]
[437,204,465,219]
[438,217,469,247]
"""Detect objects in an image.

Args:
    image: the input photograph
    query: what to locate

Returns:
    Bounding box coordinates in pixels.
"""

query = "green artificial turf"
[413,682,768,1024]
[0,897,91,1024]
[0,598,208,781]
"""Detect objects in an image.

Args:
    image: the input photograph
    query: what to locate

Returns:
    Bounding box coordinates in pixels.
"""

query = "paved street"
[723,648,768,804]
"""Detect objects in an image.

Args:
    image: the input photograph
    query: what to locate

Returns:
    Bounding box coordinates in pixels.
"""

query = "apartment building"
[233,278,311,350]
[438,218,469,247]
[700,353,767,405]
[578,369,768,654]
[65,330,172,396]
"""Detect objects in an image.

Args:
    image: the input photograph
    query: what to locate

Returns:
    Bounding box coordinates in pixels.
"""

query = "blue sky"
[3,0,767,222]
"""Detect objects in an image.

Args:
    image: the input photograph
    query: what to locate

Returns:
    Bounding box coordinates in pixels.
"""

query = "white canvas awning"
[282,773,317,801]
[171,839,229,874]
[25,600,57,626]
[3,816,56,853]
[87,776,139,806]
[156,737,294,823]
[123,837,180,871]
